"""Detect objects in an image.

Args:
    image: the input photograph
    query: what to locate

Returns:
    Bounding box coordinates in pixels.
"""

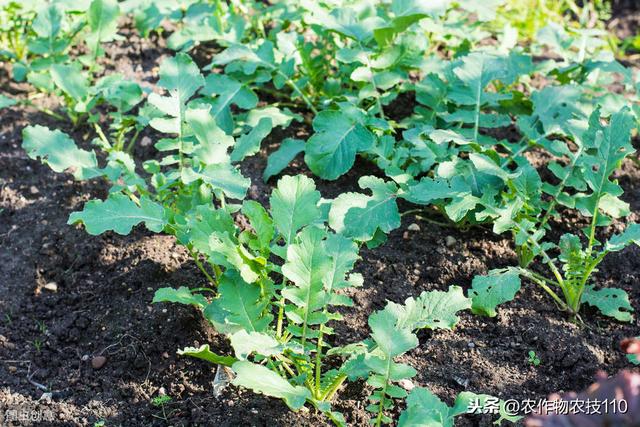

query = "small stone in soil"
[43,282,58,292]
[91,356,107,370]
[8,366,17,373]
[39,392,53,402]
[445,236,457,247]
[407,223,420,231]
[398,379,415,391]
[453,376,469,388]
[403,231,409,239]
[467,342,475,349]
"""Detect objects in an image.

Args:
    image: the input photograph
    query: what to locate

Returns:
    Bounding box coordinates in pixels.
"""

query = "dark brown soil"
[1,13,640,427]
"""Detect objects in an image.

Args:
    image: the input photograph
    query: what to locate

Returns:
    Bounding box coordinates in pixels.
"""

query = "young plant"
[0,1,36,70]
[150,395,175,422]
[528,351,541,366]
[340,290,520,426]
[152,174,365,424]
[454,108,639,322]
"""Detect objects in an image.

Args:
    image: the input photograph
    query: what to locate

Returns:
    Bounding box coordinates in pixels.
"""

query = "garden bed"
[2,23,640,427]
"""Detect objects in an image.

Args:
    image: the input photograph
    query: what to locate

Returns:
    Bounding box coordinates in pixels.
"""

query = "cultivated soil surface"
[1,9,640,427]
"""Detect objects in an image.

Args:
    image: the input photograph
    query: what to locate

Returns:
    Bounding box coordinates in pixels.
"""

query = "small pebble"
[91,356,107,370]
[158,387,166,396]
[162,352,169,359]
[454,376,469,388]
[413,269,420,275]
[398,379,415,391]
[81,354,89,362]
[407,223,420,231]
[402,231,409,239]
[8,366,17,373]
[29,186,39,195]
[445,236,457,247]
[467,342,475,349]
[43,282,58,292]
[5,342,16,350]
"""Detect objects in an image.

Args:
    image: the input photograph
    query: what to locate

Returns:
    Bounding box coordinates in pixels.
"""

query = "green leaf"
[606,223,640,252]
[157,53,204,106]
[468,270,521,317]
[183,163,250,200]
[32,4,63,40]
[449,392,497,418]
[152,286,208,308]
[68,193,167,235]
[281,227,331,334]
[178,344,236,367]
[230,330,282,360]
[398,387,451,427]
[398,388,504,427]
[205,271,273,332]
[29,5,66,55]
[179,205,237,254]
[22,125,98,179]
[263,138,305,182]
[185,106,234,165]
[369,307,418,358]
[95,75,143,112]
[241,200,275,251]
[469,153,520,181]
[230,117,273,162]
[201,74,258,134]
[270,175,322,244]
[207,43,268,72]
[323,233,360,292]
[246,106,301,129]
[457,0,503,21]
[304,110,375,180]
[86,0,120,53]
[329,176,400,241]
[50,63,89,102]
[306,7,385,42]
[207,233,262,283]
[402,177,459,205]
[575,108,635,220]
[0,95,17,109]
[232,361,311,410]
[387,286,471,331]
[529,85,586,136]
[581,286,634,322]
[447,52,529,140]
[374,0,447,45]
